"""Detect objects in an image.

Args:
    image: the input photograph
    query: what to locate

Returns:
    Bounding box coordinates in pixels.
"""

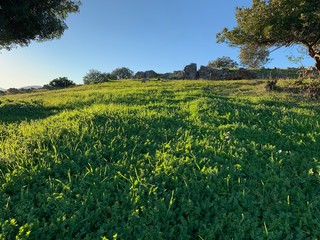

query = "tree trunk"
[315,55,320,71]
[308,46,320,71]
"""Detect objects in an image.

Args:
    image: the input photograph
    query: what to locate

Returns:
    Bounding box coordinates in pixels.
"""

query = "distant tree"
[239,44,271,68]
[216,0,320,71]
[83,70,110,84]
[111,67,134,79]
[208,56,238,68]
[287,55,305,69]
[6,88,20,94]
[287,47,308,69]
[49,77,75,88]
[0,0,81,50]
[43,84,53,90]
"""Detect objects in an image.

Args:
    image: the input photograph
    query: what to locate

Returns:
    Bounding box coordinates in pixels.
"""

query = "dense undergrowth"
[0,80,319,239]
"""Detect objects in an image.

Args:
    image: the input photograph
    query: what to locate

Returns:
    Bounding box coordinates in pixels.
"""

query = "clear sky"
[0,0,314,89]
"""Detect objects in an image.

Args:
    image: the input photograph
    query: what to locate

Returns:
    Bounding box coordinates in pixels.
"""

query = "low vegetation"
[0,80,319,239]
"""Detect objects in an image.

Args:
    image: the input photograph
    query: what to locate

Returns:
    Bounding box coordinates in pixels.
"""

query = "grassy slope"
[0,80,319,239]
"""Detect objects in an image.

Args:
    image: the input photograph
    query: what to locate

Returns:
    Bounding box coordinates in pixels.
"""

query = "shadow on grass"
[0,91,319,239]
[200,79,269,97]
[0,100,59,123]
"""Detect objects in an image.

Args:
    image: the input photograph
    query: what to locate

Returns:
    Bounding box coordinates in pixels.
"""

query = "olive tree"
[208,56,238,68]
[111,67,133,80]
[239,44,271,68]
[83,69,110,84]
[49,77,75,88]
[0,0,81,50]
[217,0,320,71]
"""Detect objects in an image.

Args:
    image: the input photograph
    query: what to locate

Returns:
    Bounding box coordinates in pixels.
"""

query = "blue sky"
[0,0,314,89]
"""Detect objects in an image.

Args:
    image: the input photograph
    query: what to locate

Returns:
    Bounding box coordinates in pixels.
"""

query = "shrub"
[111,67,134,80]
[49,77,75,88]
[6,88,20,94]
[83,70,110,84]
[208,56,238,68]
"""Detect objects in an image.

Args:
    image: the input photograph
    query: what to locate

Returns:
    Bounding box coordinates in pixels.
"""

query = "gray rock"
[210,69,223,80]
[159,73,171,79]
[198,65,213,79]
[183,63,197,79]
[219,68,232,79]
[234,68,256,79]
[134,70,158,79]
[197,67,256,80]
[167,71,184,80]
[134,71,145,79]
[144,70,157,78]
[134,65,257,81]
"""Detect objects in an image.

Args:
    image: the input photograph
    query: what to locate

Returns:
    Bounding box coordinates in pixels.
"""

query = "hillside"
[0,80,319,239]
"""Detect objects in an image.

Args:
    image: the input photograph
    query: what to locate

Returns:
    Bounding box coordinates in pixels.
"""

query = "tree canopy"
[217,0,320,70]
[239,44,271,68]
[49,77,75,88]
[83,70,111,85]
[111,67,134,79]
[0,0,81,50]
[208,56,238,68]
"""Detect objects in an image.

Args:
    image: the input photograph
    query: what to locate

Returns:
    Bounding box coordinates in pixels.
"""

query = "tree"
[287,47,308,68]
[111,67,134,79]
[239,44,271,68]
[0,0,81,50]
[216,0,320,71]
[6,88,20,94]
[208,56,238,68]
[83,70,110,84]
[49,77,75,88]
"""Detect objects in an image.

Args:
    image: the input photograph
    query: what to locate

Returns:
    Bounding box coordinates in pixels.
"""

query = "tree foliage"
[111,67,134,79]
[6,88,19,94]
[49,77,75,88]
[239,44,271,68]
[208,56,238,68]
[217,0,320,70]
[0,0,81,50]
[83,70,110,85]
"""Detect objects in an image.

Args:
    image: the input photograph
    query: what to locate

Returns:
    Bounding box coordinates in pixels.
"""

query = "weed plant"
[0,80,319,239]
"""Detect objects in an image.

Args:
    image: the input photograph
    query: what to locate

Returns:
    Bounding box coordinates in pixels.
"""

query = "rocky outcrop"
[198,66,213,79]
[134,70,158,79]
[183,63,197,79]
[171,71,184,79]
[144,70,157,78]
[212,68,233,80]
[159,73,171,79]
[297,67,319,79]
[134,71,145,79]
[197,67,256,80]
[234,68,256,79]
[134,64,257,80]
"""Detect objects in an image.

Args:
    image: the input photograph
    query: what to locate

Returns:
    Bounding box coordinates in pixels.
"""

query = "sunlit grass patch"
[0,79,319,239]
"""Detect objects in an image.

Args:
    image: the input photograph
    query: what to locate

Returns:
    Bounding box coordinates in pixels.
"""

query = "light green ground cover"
[0,80,319,239]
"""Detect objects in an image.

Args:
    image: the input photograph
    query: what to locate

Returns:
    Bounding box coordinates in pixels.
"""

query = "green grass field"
[0,80,319,239]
